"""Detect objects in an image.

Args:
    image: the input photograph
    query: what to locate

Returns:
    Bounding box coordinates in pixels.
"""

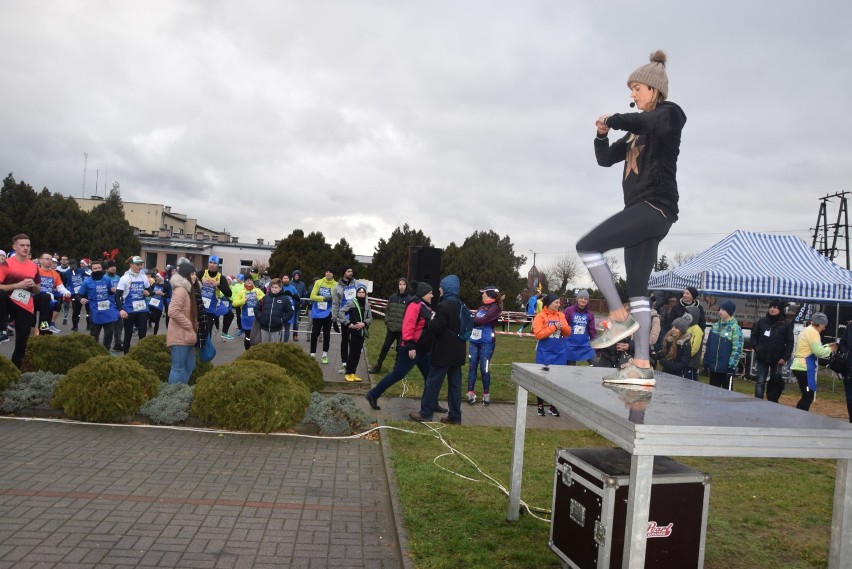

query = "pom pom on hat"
[628,50,669,100]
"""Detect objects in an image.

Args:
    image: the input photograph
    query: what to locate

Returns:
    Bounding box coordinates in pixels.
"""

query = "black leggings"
[577,202,673,298]
[310,316,332,353]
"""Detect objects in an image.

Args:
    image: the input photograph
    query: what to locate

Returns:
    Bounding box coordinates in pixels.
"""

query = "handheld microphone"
[629,102,636,108]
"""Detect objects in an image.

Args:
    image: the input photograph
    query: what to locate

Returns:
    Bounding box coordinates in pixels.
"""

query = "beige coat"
[167,274,198,347]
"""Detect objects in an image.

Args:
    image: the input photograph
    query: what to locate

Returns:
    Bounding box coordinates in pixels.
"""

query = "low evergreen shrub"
[52,356,160,422]
[237,342,323,393]
[127,334,212,383]
[0,355,18,391]
[22,334,109,374]
[1,370,63,413]
[191,360,309,433]
[301,392,374,436]
[140,383,194,425]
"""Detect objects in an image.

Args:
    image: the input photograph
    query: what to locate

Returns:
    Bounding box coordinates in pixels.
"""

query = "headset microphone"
[629,102,636,108]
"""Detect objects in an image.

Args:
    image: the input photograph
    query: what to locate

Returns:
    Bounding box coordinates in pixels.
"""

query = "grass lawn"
[386,423,836,569]
[367,319,845,568]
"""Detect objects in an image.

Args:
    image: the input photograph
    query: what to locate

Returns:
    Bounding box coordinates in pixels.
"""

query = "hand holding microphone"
[596,114,610,136]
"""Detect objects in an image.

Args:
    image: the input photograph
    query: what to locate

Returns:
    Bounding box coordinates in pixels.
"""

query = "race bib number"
[550,330,561,339]
[764,330,770,337]
[202,297,211,308]
[470,328,482,341]
[247,307,255,317]
[344,288,356,300]
[574,325,586,335]
[149,298,162,309]
[132,300,147,311]
[97,300,111,311]
[11,289,31,304]
[317,301,328,310]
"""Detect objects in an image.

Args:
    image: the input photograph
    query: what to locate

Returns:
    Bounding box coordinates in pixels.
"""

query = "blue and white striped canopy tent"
[648,230,852,303]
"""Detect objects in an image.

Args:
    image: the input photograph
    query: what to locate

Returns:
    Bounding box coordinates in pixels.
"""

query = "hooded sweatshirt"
[427,275,467,367]
[595,100,687,221]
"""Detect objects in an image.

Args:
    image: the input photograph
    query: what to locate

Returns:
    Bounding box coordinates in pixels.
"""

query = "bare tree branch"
[542,254,581,295]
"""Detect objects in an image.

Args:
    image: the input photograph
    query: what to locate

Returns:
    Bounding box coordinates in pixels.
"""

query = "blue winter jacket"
[703,318,743,373]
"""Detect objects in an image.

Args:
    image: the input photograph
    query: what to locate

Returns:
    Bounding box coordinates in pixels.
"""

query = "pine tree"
[370,224,432,296]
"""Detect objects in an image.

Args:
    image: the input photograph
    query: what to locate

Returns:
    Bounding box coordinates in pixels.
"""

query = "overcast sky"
[2,1,850,285]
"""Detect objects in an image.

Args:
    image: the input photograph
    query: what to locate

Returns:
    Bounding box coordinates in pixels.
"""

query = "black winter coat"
[659,334,692,377]
[428,298,467,367]
[750,313,794,363]
[666,300,706,332]
[258,291,294,332]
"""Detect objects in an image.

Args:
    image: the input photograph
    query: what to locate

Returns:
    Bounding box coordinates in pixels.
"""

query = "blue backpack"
[457,302,474,341]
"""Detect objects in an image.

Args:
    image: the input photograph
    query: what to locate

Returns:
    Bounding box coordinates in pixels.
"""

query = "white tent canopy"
[648,230,852,303]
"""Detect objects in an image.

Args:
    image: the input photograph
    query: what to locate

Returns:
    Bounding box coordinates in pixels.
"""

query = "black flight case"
[550,447,710,568]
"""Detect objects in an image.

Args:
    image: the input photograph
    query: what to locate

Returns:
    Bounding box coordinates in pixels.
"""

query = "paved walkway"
[0,317,583,568]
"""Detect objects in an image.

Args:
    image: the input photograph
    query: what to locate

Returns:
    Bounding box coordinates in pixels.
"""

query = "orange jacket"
[532,307,571,340]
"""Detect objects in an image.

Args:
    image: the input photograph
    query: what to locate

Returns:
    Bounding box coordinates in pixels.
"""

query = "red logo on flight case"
[646,522,673,538]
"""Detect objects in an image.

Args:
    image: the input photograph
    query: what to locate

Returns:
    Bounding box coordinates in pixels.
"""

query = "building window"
[146,252,158,269]
[166,254,177,267]
[240,260,253,275]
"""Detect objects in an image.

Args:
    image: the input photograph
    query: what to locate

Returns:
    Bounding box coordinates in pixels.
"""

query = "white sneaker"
[591,316,640,349]
[602,360,656,386]
[467,391,476,405]
[48,325,62,334]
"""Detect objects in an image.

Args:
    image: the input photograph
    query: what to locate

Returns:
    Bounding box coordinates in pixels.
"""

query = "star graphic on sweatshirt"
[624,141,645,180]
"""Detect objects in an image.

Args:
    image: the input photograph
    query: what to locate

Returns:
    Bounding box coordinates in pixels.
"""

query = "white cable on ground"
[408,421,551,523]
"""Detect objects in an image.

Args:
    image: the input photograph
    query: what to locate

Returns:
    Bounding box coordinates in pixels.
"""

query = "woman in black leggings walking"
[577,50,687,385]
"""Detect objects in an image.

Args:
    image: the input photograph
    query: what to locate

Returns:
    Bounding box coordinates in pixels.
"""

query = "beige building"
[74,196,273,275]
[73,196,229,241]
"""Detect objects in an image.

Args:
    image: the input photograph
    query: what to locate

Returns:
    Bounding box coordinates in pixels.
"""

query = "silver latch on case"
[561,464,573,487]
[569,499,585,527]
[594,520,606,546]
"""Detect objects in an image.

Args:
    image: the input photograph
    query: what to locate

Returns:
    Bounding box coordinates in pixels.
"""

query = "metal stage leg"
[623,454,654,568]
[506,384,529,522]
[829,458,851,569]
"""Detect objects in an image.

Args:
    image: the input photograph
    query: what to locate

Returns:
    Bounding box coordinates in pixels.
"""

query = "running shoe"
[220,332,234,340]
[345,374,363,382]
[467,391,476,405]
[590,316,640,349]
[0,331,9,344]
[39,321,50,332]
[483,393,490,406]
[48,325,62,334]
[235,329,244,337]
[602,360,656,386]
[536,404,545,416]
[339,363,347,374]
[62,317,68,325]
[321,355,329,364]
[549,406,560,417]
